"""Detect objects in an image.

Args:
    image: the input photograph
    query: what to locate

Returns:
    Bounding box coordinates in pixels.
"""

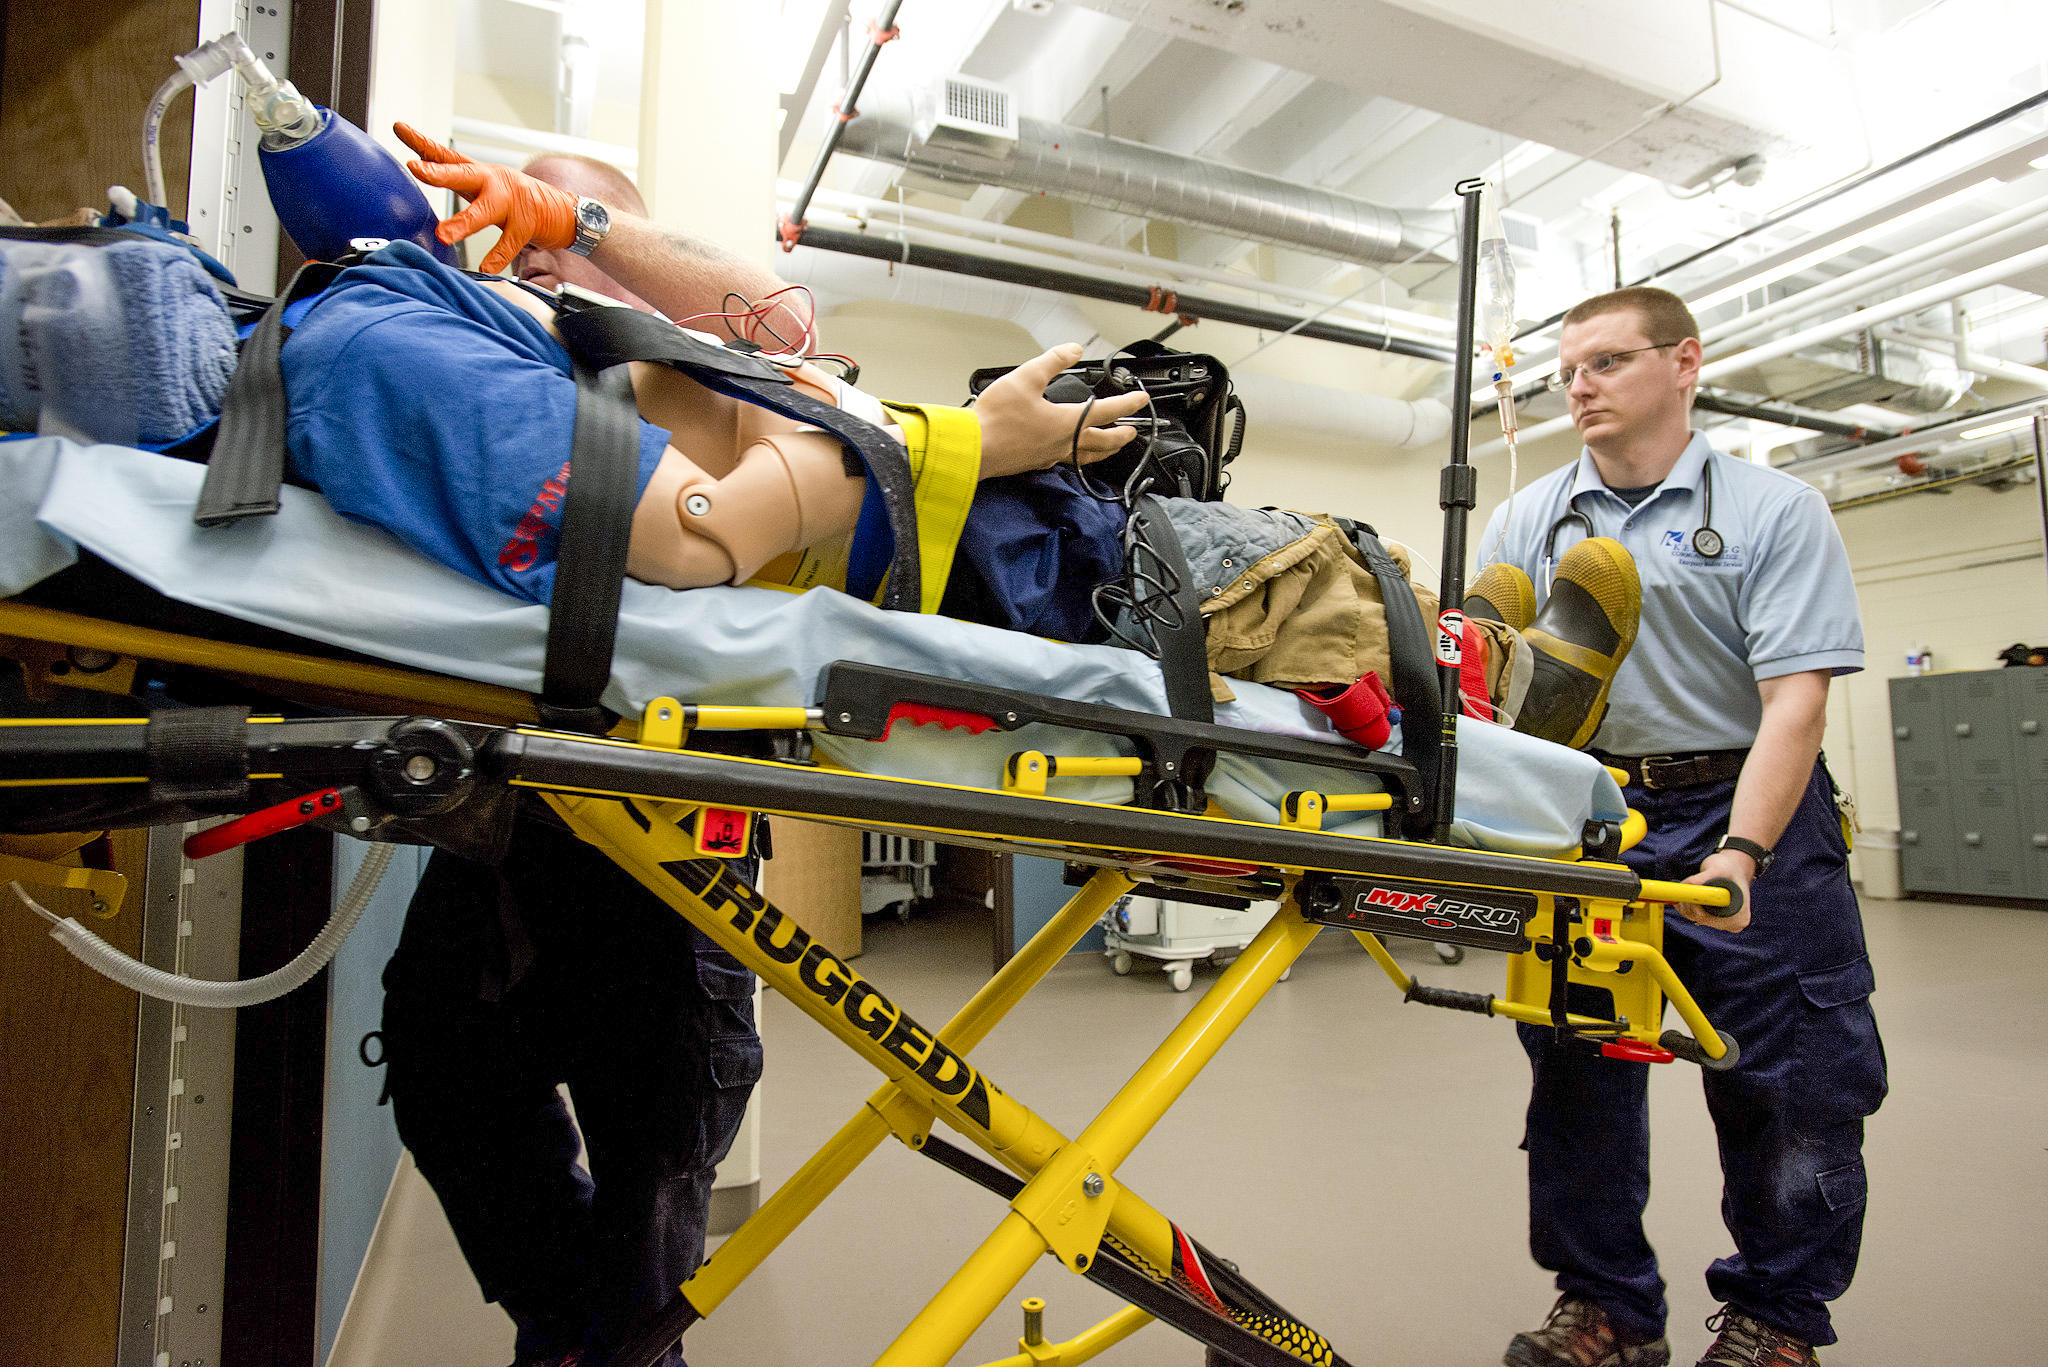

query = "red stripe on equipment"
[881,702,998,740]
[184,788,343,860]
[1172,1224,1229,1315]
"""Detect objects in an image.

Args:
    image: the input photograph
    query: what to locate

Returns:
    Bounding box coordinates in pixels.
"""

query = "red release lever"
[184,788,344,860]
[881,702,999,741]
[1600,1039,1677,1065]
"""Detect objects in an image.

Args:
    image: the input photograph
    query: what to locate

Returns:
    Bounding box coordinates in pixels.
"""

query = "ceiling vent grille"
[917,75,1019,158]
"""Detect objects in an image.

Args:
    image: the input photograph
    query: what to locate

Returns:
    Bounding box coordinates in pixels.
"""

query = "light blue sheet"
[4,438,1624,855]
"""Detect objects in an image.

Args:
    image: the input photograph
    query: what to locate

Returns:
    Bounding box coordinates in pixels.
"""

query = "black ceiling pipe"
[1462,384,1887,442]
[1690,392,1889,439]
[793,225,1458,365]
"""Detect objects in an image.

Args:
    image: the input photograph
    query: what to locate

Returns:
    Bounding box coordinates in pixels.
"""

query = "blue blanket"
[0,239,236,445]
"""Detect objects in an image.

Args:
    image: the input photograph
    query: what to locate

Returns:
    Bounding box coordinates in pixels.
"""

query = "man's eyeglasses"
[1547,342,1682,392]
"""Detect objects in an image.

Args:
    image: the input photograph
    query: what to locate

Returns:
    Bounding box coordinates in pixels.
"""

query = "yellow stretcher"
[0,591,1736,1367]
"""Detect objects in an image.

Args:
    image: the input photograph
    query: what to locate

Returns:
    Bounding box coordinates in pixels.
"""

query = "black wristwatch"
[1715,834,1774,876]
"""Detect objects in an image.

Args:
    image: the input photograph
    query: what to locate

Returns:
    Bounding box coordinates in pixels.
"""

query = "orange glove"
[394,122,579,275]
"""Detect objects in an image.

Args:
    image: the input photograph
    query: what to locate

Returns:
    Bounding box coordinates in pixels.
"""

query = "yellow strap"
[1521,629,1614,678]
[884,401,981,614]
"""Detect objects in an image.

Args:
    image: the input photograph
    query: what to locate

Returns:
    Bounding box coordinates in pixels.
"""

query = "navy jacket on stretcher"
[278,253,672,606]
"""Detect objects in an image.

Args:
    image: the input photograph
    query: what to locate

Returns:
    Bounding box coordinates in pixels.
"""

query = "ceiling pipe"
[1885,323,2048,392]
[1512,85,2048,342]
[834,94,1456,266]
[1786,396,2048,482]
[781,244,1110,357]
[794,224,1457,364]
[1477,239,2048,457]
[788,209,1453,356]
[781,246,1451,449]
[1704,200,2048,355]
[787,182,1455,341]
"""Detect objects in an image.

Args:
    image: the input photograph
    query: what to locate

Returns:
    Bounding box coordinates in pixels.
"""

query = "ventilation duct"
[837,91,1455,267]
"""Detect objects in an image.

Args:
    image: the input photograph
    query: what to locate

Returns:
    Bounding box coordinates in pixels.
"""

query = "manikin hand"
[1679,848,1753,933]
[973,344,1150,480]
[394,123,578,275]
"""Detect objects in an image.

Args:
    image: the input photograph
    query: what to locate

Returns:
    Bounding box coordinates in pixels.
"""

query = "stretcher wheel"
[1169,963,1193,992]
[1433,942,1464,965]
[1111,951,1133,976]
[895,901,913,924]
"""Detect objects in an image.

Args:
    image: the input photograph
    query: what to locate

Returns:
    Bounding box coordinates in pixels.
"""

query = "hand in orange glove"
[394,122,580,275]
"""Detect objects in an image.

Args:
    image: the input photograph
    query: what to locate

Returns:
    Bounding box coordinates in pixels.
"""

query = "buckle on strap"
[1636,755,1678,790]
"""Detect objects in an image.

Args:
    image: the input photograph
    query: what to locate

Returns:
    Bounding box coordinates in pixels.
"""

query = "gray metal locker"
[1887,677,1950,785]
[1889,668,2046,901]
[2023,783,2048,899]
[1957,783,2024,897]
[1948,671,2017,785]
[1897,783,1957,893]
[2010,669,2048,785]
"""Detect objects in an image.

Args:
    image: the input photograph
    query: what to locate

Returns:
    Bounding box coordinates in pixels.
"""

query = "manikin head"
[514,153,654,311]
[1557,287,1703,461]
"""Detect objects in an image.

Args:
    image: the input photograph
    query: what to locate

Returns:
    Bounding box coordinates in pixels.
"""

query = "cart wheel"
[1169,963,1193,992]
[1434,942,1464,965]
[1111,951,1133,976]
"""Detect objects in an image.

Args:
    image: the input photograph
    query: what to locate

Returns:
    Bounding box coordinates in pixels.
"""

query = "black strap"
[194,259,345,526]
[1334,520,1439,822]
[1124,496,1214,726]
[537,358,640,732]
[554,306,922,612]
[145,704,251,804]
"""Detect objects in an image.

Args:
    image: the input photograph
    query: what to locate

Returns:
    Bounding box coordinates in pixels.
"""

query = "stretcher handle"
[1635,875,1744,918]
[184,787,342,859]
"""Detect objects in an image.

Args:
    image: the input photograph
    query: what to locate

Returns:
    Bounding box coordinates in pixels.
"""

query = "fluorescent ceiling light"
[1688,179,2000,313]
[1959,416,2034,440]
[2033,153,2048,170]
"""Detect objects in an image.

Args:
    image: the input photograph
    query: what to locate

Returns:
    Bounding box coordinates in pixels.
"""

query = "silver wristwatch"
[568,197,611,257]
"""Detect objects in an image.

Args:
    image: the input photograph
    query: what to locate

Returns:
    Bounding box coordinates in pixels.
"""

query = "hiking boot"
[1505,1294,1671,1367]
[1467,560,1537,632]
[1513,537,1640,751]
[1696,1308,1819,1366]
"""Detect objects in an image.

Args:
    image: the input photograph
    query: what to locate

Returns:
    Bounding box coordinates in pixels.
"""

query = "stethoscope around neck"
[1542,458,1722,585]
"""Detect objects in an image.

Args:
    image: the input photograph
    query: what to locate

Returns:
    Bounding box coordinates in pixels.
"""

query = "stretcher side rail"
[816,660,1426,822]
[1,711,1638,902]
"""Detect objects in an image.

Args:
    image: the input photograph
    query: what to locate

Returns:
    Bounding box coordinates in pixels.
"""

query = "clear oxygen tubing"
[144,31,322,208]
[1477,184,1521,559]
[9,840,393,1008]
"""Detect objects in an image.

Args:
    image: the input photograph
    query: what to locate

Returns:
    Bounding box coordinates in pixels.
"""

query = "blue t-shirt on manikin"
[278,242,671,604]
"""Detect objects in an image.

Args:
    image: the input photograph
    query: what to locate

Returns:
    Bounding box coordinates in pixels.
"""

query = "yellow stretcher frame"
[0,599,1736,1367]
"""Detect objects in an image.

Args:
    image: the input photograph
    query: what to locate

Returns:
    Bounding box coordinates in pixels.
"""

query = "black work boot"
[1505,1293,1672,1367]
[1513,537,1641,750]
[1696,1308,1819,1366]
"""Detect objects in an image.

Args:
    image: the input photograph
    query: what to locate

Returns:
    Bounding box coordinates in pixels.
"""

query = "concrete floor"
[337,893,2048,1366]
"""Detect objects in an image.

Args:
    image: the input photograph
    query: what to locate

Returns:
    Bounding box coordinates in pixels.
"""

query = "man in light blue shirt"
[1478,289,1885,1367]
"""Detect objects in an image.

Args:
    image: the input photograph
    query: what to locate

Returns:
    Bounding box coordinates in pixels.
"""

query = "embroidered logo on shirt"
[1661,528,1743,568]
[499,461,572,572]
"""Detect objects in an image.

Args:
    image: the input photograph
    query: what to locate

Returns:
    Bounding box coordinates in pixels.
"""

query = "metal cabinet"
[1889,670,2048,900]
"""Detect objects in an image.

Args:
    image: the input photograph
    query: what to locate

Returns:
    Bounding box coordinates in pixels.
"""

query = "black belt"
[1597,749,1749,790]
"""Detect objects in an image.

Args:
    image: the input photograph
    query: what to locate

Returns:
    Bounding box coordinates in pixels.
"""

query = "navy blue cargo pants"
[382,814,762,1366]
[1517,759,1886,1347]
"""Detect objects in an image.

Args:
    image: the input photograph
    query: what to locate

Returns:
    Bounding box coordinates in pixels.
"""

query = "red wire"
[676,286,820,357]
